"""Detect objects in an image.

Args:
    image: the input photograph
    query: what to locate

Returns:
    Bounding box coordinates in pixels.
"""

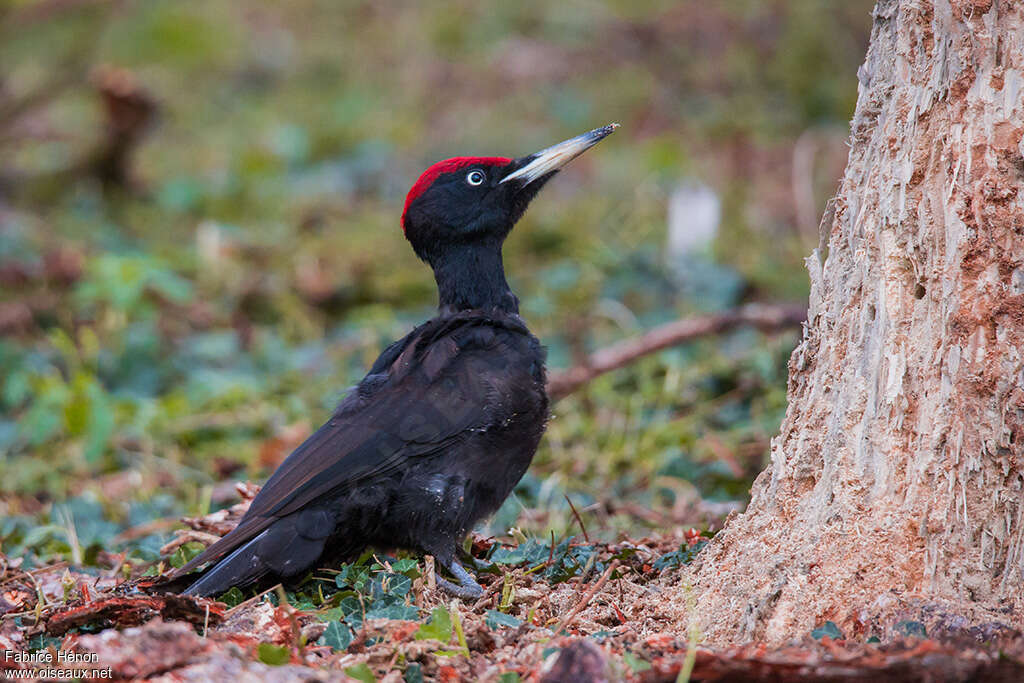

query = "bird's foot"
[437,559,484,599]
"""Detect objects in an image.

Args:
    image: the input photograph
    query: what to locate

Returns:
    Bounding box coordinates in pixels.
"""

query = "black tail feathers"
[183,512,333,596]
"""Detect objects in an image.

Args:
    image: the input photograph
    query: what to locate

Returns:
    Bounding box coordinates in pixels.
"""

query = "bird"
[174,124,618,599]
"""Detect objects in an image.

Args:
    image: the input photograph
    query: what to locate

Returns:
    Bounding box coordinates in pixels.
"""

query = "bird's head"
[401,124,618,265]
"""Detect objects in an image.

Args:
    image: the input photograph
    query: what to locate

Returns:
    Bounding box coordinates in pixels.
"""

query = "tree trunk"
[687,0,1024,644]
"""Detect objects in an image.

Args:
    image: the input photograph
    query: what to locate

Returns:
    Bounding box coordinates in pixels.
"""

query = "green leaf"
[344,662,376,682]
[257,643,290,665]
[623,652,651,672]
[216,586,245,608]
[403,662,423,683]
[415,606,452,642]
[489,546,529,565]
[489,538,550,566]
[498,673,521,683]
[336,564,370,591]
[169,542,205,569]
[811,621,843,640]
[82,391,114,463]
[3,370,30,407]
[169,547,188,569]
[652,542,706,570]
[485,610,522,629]
[333,595,365,631]
[364,603,419,621]
[147,268,193,303]
[27,633,63,651]
[391,558,421,578]
[320,621,353,650]
[894,620,926,638]
[61,373,114,462]
[287,591,317,611]
[19,524,64,550]
[373,572,412,598]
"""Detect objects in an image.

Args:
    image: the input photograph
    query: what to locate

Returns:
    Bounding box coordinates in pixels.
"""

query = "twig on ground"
[550,561,618,636]
[225,584,282,617]
[26,562,69,577]
[470,574,505,611]
[546,303,806,399]
[159,530,222,557]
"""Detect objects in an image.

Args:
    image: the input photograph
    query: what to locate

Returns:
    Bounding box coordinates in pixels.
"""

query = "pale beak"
[500,123,619,185]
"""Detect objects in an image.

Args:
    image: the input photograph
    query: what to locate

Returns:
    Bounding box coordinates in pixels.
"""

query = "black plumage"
[177,124,617,598]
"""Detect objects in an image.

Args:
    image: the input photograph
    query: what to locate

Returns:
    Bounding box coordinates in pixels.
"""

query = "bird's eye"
[466,170,486,186]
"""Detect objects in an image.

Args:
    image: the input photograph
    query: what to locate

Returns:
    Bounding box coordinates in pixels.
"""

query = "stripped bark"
[687,0,1024,644]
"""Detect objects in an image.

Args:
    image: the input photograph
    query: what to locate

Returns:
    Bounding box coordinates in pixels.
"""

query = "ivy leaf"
[169,542,205,569]
[338,596,363,616]
[391,558,421,578]
[287,591,317,611]
[27,634,62,651]
[337,596,365,632]
[320,621,353,651]
[610,546,638,562]
[589,630,616,640]
[489,545,529,565]
[403,663,423,683]
[489,538,551,566]
[371,572,411,599]
[364,603,419,621]
[652,542,706,570]
[811,621,843,640]
[217,586,245,608]
[894,620,926,638]
[335,564,370,591]
[415,606,452,642]
[485,610,522,629]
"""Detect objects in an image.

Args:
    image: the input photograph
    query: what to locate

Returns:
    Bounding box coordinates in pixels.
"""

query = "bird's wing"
[177,314,537,575]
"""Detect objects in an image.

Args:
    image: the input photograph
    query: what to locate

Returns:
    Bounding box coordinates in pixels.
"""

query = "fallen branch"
[45,594,225,636]
[546,303,806,400]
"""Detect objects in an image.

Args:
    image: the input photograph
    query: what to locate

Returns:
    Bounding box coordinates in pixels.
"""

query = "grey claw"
[437,559,484,599]
[437,575,484,599]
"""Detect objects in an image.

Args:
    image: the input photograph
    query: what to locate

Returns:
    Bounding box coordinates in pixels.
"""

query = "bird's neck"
[432,242,519,315]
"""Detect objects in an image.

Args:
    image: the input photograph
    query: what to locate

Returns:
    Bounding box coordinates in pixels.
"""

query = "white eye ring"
[466,170,485,186]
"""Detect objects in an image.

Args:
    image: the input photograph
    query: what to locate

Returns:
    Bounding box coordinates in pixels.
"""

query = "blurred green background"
[0,0,872,566]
